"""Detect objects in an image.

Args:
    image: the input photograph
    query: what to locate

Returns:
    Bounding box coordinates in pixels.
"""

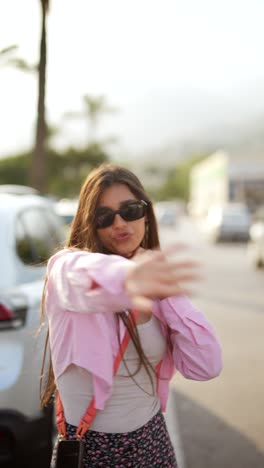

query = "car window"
[255,208,264,222]
[44,209,65,244]
[16,207,64,265]
[16,217,34,264]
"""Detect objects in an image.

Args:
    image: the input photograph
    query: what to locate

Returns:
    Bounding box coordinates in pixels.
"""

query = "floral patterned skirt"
[50,410,178,467]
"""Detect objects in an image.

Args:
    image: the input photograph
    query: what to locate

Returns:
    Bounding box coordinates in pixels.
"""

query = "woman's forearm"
[159,295,223,380]
[46,250,133,314]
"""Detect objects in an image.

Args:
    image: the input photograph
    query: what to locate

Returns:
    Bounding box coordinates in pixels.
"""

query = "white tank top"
[57,315,167,432]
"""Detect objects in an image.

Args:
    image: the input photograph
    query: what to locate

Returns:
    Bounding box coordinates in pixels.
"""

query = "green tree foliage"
[0,152,30,186]
[0,144,109,197]
[148,154,208,201]
[159,165,190,201]
[162,155,208,201]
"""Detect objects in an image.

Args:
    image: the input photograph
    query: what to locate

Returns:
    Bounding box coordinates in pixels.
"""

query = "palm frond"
[0,45,18,58]
[62,111,83,120]
[8,58,37,73]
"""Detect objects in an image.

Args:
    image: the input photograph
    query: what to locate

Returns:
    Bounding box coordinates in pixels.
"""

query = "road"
[160,217,264,468]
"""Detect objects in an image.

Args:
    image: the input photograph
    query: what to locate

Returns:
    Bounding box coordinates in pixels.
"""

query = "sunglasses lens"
[121,202,145,222]
[96,212,114,228]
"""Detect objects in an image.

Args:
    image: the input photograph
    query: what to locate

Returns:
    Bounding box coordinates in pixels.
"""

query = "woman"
[41,163,222,468]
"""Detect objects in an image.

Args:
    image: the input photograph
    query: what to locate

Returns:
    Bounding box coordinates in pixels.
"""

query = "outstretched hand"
[125,244,201,311]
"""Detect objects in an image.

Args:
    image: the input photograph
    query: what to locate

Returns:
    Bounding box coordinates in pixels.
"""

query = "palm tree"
[1,2,49,193]
[0,45,18,66]
[30,0,49,193]
[64,94,118,144]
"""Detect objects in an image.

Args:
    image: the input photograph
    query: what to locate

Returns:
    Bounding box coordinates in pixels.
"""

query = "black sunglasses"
[95,200,148,229]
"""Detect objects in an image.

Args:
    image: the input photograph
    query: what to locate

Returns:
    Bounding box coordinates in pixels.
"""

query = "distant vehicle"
[154,201,181,227]
[247,205,264,269]
[203,203,251,242]
[0,192,65,467]
[55,198,78,226]
[0,184,40,196]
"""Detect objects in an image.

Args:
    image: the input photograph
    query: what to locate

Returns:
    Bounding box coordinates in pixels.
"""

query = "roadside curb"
[165,389,186,468]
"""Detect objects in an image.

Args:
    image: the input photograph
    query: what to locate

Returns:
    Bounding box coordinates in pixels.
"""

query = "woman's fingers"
[126,244,203,301]
[127,275,196,298]
[161,242,189,255]
[131,295,154,312]
[134,248,200,271]
[135,259,201,283]
[148,264,201,284]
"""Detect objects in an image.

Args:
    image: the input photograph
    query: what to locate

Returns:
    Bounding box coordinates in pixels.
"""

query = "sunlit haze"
[1,0,264,158]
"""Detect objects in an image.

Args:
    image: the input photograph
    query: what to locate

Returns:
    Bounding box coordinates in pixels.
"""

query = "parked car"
[54,198,78,226]
[0,184,40,196]
[154,201,181,227]
[247,205,264,269]
[0,190,65,467]
[203,203,251,242]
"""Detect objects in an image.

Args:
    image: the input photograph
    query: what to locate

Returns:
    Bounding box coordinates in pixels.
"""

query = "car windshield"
[254,207,264,222]
[224,212,248,219]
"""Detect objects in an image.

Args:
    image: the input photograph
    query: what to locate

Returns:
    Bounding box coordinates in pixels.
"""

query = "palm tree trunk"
[30,0,47,193]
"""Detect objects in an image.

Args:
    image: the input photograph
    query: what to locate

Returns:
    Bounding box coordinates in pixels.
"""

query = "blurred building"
[189,150,264,216]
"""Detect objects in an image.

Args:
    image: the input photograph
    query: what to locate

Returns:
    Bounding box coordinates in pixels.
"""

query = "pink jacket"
[46,249,222,411]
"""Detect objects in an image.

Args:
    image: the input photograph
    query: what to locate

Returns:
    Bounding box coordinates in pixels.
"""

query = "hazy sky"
[1,0,264,158]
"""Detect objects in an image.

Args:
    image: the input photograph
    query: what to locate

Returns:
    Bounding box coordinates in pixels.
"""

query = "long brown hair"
[40,163,161,408]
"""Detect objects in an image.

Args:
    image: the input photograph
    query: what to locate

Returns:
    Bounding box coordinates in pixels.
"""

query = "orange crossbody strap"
[56,309,139,439]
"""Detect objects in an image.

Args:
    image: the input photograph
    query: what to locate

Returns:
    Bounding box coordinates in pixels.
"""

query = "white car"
[154,201,181,227]
[203,203,251,242]
[0,184,40,196]
[54,198,78,229]
[0,190,65,467]
[247,206,264,269]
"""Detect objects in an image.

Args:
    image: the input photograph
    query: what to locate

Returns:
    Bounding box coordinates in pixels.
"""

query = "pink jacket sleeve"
[46,249,134,314]
[158,295,223,381]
